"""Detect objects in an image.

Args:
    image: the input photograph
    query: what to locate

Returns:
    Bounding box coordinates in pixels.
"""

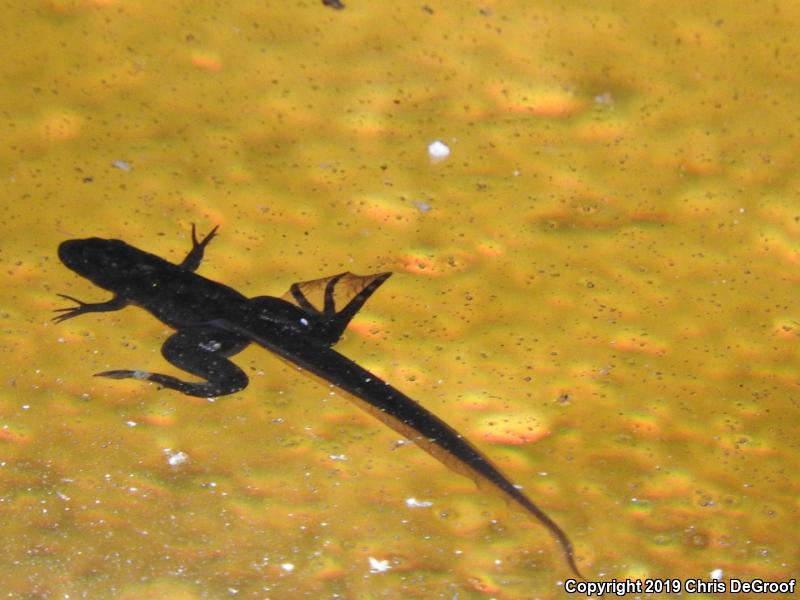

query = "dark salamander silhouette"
[54,225,583,578]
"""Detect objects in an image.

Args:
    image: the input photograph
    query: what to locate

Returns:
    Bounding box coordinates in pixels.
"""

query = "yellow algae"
[573,113,635,143]
[0,424,32,444]
[347,193,419,229]
[472,411,550,446]
[466,572,503,596]
[138,409,178,427]
[344,316,390,340]
[487,82,586,117]
[117,583,202,600]
[3,0,800,596]
[36,111,84,142]
[474,238,505,257]
[610,333,668,355]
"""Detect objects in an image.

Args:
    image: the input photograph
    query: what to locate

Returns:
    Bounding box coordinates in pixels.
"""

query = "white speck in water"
[405,497,433,508]
[412,200,432,212]
[112,159,132,172]
[280,562,294,572]
[165,450,189,467]
[368,557,391,573]
[300,318,309,326]
[427,140,450,163]
[710,568,723,580]
[329,454,347,461]
[126,420,137,427]
[594,91,614,106]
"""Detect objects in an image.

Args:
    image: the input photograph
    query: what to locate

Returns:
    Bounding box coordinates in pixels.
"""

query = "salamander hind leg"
[96,327,249,398]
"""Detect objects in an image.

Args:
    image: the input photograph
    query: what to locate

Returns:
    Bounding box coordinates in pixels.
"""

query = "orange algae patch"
[0,425,31,444]
[714,433,779,457]
[771,318,800,339]
[117,582,201,600]
[313,556,347,581]
[621,413,661,437]
[458,390,507,412]
[573,115,634,143]
[397,251,446,276]
[346,318,390,340]
[467,572,502,596]
[353,195,417,228]
[611,334,668,355]
[190,51,223,72]
[37,111,83,142]
[637,471,694,501]
[474,239,505,257]
[138,410,177,427]
[472,411,550,445]
[487,83,586,117]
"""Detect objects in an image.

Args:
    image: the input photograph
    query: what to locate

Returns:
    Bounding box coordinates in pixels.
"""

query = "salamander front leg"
[52,294,128,323]
[96,327,249,398]
[180,224,219,271]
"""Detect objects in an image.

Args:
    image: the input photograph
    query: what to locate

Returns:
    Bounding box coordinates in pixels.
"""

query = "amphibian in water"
[55,225,583,577]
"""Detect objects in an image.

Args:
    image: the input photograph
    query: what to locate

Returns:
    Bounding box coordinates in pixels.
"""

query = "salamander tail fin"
[281,271,391,346]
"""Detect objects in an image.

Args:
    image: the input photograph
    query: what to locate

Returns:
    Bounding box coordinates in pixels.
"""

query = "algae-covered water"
[0,1,798,598]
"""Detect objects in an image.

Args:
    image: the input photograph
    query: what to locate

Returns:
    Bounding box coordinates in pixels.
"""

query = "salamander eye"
[299,318,309,326]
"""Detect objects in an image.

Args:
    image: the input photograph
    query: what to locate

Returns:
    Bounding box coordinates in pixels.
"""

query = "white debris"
[427,140,450,163]
[368,557,391,573]
[112,159,132,172]
[405,497,433,508]
[411,200,432,212]
[165,450,189,466]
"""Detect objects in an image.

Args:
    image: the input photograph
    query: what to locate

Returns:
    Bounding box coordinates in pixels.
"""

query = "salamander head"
[58,238,153,291]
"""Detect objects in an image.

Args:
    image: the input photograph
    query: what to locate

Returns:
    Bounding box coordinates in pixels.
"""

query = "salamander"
[54,225,582,578]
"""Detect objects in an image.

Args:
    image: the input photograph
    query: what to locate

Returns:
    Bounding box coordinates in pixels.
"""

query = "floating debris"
[411,200,432,212]
[368,557,390,573]
[111,159,132,172]
[427,140,450,163]
[405,497,433,508]
[164,449,189,466]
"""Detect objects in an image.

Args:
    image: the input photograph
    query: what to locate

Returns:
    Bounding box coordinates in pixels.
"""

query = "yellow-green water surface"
[1,1,798,598]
